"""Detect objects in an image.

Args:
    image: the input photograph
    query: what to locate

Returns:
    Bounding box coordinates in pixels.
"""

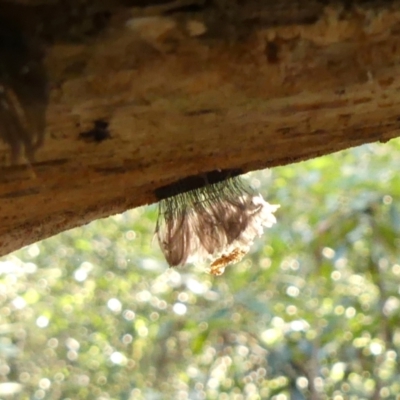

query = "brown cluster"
[209,248,247,276]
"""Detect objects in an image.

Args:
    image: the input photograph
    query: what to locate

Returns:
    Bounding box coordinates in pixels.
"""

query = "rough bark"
[0,0,400,256]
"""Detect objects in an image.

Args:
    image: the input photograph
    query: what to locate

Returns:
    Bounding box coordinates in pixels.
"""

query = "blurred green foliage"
[1,140,400,399]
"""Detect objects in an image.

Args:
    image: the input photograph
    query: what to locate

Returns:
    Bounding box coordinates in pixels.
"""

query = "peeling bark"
[0,0,400,255]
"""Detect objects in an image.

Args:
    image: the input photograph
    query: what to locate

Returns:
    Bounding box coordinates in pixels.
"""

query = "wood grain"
[1,0,400,255]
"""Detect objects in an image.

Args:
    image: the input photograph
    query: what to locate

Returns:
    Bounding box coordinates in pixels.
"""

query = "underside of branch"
[0,0,399,255]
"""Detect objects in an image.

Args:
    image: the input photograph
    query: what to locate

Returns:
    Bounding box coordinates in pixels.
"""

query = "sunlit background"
[1,139,400,399]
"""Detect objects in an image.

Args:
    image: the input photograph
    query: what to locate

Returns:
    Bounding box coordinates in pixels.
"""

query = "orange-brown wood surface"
[1,0,400,255]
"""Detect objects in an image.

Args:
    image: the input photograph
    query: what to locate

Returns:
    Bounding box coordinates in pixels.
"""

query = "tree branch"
[1,0,400,255]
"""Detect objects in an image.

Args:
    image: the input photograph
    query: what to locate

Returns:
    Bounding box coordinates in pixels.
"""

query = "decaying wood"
[1,0,400,256]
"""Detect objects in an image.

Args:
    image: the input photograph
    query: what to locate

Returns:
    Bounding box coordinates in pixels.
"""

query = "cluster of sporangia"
[155,175,279,276]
